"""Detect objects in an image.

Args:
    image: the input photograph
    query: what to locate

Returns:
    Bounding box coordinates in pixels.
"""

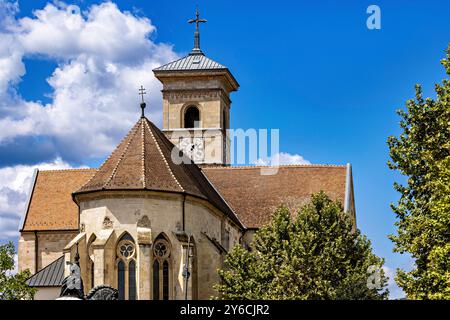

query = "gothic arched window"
[116,233,136,300]
[184,106,200,128]
[152,235,171,300]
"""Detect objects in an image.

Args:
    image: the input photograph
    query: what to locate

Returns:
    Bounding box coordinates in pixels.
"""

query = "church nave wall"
[36,231,77,271]
[18,231,78,274]
[18,232,36,274]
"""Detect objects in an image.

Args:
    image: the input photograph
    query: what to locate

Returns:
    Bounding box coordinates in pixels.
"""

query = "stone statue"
[59,253,84,299]
[58,253,118,300]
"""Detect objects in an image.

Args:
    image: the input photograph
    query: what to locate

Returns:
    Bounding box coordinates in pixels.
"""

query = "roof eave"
[153,68,239,91]
[72,187,245,230]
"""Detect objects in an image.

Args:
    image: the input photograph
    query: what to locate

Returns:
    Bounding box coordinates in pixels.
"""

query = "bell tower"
[153,9,239,166]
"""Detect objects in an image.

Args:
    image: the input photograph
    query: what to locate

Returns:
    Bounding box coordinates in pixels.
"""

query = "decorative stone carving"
[58,253,118,300]
[116,240,135,260]
[137,215,152,245]
[137,215,151,228]
[153,239,171,260]
[102,216,113,229]
[85,285,118,300]
[163,90,224,101]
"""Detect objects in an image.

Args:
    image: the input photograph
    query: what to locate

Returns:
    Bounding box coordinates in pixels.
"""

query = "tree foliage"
[0,241,36,300]
[387,44,450,299]
[215,192,388,300]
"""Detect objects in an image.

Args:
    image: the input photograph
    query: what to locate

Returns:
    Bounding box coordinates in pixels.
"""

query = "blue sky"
[1,0,450,298]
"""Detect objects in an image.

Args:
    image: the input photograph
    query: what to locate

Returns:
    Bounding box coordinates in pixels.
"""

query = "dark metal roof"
[26,256,64,287]
[153,53,226,71]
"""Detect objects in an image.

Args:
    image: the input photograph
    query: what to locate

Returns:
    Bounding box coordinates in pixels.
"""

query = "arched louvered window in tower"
[184,106,200,128]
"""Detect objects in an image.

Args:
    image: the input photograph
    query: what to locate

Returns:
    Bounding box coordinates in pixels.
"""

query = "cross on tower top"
[138,85,146,118]
[139,85,146,103]
[188,8,207,55]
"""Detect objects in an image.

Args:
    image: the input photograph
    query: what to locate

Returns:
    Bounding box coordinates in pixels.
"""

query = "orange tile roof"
[21,169,96,231]
[21,165,350,231]
[203,165,348,228]
[74,117,243,227]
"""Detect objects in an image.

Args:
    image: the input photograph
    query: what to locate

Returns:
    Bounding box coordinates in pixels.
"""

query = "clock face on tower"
[179,137,204,162]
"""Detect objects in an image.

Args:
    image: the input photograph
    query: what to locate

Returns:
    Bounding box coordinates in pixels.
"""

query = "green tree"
[0,241,36,300]
[215,192,388,300]
[387,45,450,299]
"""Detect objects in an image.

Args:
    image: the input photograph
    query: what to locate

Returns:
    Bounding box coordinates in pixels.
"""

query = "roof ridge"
[103,120,141,189]
[142,119,244,227]
[148,124,244,227]
[79,121,140,190]
[199,168,244,227]
[141,119,146,189]
[145,119,210,198]
[203,164,347,170]
[144,118,184,192]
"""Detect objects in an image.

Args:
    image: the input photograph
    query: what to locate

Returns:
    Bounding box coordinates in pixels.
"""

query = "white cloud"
[17,2,157,62]
[0,157,81,239]
[254,152,311,166]
[0,1,179,242]
[382,265,405,300]
[0,1,179,161]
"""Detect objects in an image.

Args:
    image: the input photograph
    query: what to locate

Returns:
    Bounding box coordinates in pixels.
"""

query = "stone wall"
[18,232,36,273]
[37,232,77,270]
[163,90,228,129]
[34,287,60,300]
[76,190,243,300]
[18,231,77,274]
[160,74,233,165]
[165,128,226,165]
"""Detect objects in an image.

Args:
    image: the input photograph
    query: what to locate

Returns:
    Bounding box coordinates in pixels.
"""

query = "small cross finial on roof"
[188,7,207,54]
[138,85,147,118]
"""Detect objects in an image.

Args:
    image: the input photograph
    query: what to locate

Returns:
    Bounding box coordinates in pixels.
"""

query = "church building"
[18,11,356,300]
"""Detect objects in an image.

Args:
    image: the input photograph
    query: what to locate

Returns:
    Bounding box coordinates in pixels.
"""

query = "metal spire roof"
[153,54,227,71]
